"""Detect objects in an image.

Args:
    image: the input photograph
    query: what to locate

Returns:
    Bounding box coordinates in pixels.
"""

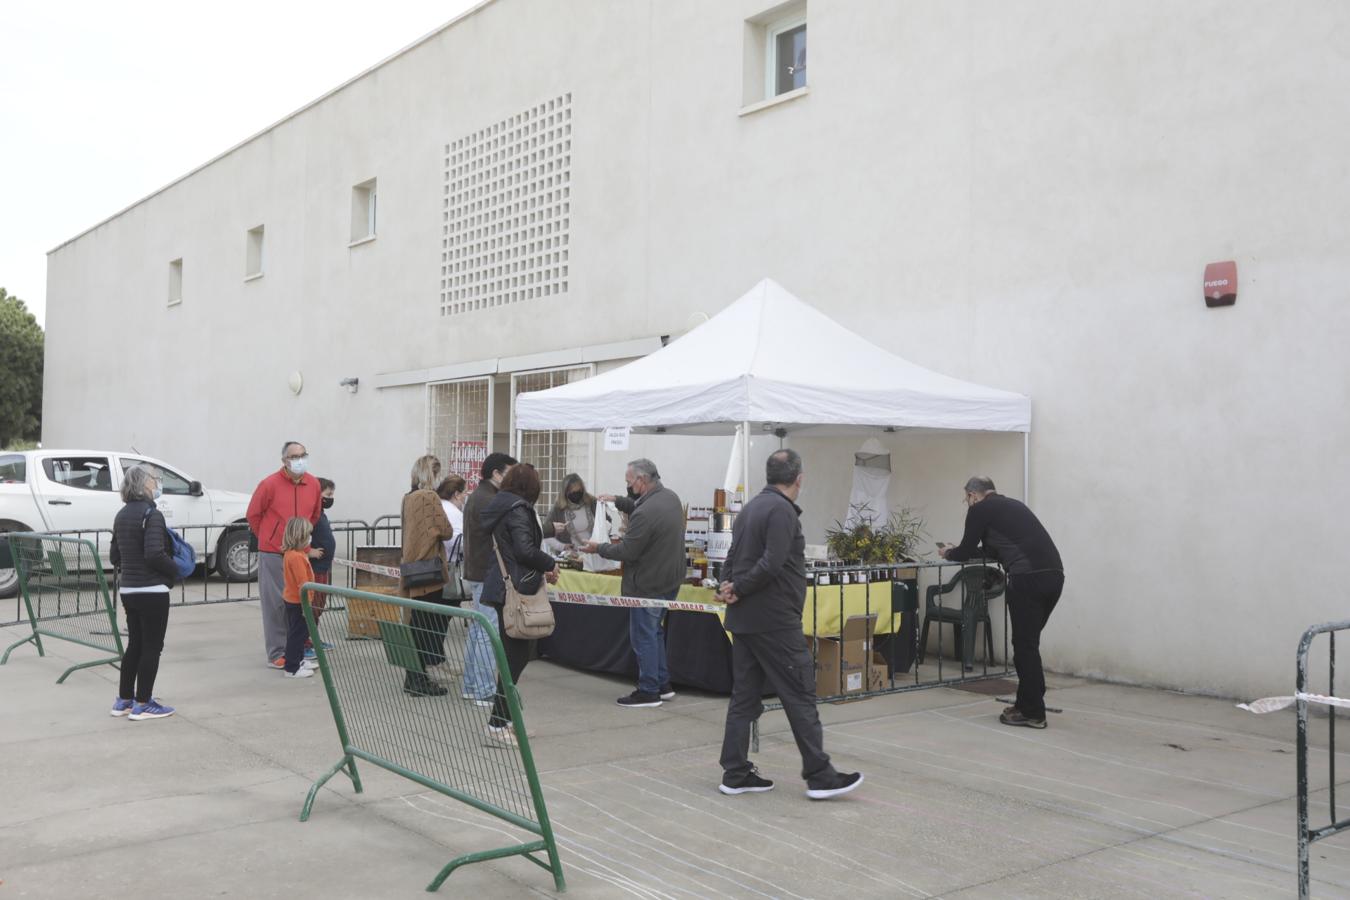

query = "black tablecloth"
[537,604,735,693]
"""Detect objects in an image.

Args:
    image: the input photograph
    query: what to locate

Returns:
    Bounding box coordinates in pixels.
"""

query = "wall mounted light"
[338,377,360,394]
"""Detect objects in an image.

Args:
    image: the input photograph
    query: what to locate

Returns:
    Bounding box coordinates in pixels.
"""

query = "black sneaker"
[659,684,676,701]
[404,672,448,697]
[806,771,864,800]
[617,691,662,708]
[719,767,774,795]
[999,709,1047,729]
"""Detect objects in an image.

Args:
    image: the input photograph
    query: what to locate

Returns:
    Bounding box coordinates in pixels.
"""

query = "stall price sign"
[604,426,631,451]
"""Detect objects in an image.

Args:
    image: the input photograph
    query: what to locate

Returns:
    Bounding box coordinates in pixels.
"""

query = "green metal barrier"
[1,533,124,683]
[298,583,565,892]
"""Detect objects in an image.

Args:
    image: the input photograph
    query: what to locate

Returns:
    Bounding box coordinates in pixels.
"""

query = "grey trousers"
[720,627,838,786]
[259,552,286,662]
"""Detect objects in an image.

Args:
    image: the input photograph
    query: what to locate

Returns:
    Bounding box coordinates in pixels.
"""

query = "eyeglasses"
[285,452,309,461]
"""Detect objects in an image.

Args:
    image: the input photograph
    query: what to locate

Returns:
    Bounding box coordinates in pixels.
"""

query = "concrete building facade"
[43,0,1350,699]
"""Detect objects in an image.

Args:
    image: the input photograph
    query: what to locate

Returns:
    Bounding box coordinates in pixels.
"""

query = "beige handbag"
[494,545,556,639]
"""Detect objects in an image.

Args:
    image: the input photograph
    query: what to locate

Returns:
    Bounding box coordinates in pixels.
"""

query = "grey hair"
[121,464,158,503]
[627,458,660,483]
[409,454,442,491]
[766,449,803,486]
[964,476,996,494]
[280,440,304,458]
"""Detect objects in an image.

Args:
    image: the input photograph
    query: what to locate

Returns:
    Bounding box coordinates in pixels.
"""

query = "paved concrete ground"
[3,600,1350,899]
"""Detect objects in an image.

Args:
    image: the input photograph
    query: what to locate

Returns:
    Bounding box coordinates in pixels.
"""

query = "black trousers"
[720,628,837,786]
[488,606,534,728]
[1007,571,1064,719]
[410,595,457,668]
[120,592,170,703]
[283,603,309,672]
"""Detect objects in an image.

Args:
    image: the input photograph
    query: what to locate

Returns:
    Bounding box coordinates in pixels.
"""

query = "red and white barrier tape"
[331,557,725,614]
[1238,692,1350,714]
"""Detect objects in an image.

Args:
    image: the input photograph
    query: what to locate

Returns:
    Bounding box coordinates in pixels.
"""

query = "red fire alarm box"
[1204,261,1237,307]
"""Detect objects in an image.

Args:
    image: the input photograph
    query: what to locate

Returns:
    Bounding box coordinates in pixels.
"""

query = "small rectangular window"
[742,3,807,109]
[168,258,183,306]
[351,178,377,243]
[246,225,265,279]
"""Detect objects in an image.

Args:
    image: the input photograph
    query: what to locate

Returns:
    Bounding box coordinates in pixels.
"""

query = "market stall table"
[537,569,912,693]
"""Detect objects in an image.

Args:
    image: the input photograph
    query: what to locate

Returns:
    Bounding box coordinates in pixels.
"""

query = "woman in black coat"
[477,463,558,746]
[108,465,179,720]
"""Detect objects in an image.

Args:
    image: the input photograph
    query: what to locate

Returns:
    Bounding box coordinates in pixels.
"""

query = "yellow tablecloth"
[554,570,899,637]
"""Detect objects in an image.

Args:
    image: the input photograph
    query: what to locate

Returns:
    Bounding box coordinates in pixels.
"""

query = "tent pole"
[1022,431,1030,502]
[742,421,751,495]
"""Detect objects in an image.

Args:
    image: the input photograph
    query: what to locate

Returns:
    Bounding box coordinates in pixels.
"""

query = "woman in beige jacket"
[401,454,454,696]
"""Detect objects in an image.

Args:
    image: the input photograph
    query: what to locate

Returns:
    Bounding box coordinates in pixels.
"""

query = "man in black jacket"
[461,452,517,704]
[940,476,1064,728]
[716,449,863,800]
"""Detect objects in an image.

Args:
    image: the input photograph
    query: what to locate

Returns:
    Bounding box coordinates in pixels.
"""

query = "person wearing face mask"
[246,441,324,670]
[109,465,181,720]
[459,452,518,705]
[304,477,337,655]
[545,473,596,553]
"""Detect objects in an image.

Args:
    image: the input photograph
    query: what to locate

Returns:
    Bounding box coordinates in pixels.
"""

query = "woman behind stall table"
[401,455,455,697]
[545,473,596,553]
[478,463,560,747]
[109,465,179,720]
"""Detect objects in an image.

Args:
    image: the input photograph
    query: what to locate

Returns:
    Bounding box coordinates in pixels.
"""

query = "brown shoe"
[1000,709,1047,729]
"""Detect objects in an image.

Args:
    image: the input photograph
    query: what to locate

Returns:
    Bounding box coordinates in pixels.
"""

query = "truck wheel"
[216,528,257,582]
[0,521,31,599]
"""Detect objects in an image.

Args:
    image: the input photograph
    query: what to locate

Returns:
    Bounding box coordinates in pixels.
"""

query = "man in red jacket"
[247,441,323,668]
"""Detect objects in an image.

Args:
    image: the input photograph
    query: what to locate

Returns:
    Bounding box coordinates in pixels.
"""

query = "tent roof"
[514,279,1031,435]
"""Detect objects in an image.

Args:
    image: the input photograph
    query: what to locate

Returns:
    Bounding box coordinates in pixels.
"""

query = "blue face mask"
[153,486,163,500]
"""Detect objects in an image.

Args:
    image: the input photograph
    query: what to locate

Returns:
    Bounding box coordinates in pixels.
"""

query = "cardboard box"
[349,546,405,639]
[812,613,877,698]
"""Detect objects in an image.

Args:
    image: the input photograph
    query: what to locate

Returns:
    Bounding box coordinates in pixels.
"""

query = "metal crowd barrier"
[1,533,123,682]
[753,559,1012,747]
[1,518,401,626]
[1297,619,1350,898]
[299,583,564,892]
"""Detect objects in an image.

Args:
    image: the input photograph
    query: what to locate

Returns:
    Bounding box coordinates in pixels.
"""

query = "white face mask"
[288,458,308,476]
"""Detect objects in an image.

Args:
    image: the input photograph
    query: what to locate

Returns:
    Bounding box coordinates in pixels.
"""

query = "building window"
[742,2,808,109]
[426,376,493,489]
[351,178,377,243]
[245,225,265,279]
[168,258,183,306]
[769,17,807,96]
[510,366,593,516]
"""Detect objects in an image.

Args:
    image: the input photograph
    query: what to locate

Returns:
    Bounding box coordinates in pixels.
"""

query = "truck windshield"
[0,454,24,484]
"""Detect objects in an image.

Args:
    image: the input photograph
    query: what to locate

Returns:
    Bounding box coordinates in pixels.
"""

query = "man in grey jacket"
[580,458,685,708]
[717,449,863,800]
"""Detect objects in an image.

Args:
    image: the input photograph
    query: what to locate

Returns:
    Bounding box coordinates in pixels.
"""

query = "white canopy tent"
[514,278,1032,495]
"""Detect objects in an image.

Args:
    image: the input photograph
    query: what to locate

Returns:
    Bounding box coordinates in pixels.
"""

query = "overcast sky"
[1,0,479,327]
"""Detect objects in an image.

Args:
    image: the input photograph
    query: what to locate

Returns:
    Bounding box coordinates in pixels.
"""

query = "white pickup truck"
[0,449,255,598]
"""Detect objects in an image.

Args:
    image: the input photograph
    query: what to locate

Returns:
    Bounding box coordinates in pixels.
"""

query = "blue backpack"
[141,506,197,579]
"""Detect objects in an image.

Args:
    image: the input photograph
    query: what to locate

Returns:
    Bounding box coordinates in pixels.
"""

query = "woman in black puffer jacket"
[109,465,180,721]
[478,463,558,746]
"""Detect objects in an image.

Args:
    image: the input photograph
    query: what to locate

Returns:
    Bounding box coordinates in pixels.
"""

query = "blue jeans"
[630,592,674,695]
[462,580,500,700]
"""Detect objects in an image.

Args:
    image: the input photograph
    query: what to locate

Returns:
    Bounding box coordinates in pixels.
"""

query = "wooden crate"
[350,546,405,639]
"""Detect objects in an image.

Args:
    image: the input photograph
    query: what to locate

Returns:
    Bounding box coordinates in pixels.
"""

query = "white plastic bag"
[584,502,622,573]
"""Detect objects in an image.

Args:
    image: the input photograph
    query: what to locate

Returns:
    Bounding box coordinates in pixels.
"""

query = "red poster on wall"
[1204,261,1237,307]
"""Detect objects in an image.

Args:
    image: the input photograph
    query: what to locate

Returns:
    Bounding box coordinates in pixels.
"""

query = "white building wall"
[44,0,1350,699]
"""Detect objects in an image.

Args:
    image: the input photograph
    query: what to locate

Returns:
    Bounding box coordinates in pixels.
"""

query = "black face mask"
[321,497,334,509]
[566,490,584,504]
[626,486,639,500]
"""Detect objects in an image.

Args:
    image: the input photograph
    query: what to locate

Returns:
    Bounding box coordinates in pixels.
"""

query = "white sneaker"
[302,658,319,670]
[484,724,517,747]
[283,667,315,679]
